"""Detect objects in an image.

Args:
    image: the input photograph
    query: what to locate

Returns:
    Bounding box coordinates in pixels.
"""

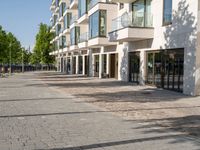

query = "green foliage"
[0,25,30,65]
[31,23,54,65]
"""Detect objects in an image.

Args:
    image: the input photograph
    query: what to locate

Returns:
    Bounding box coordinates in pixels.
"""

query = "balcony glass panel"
[78,32,88,43]
[70,15,78,25]
[111,0,153,32]
[89,0,100,10]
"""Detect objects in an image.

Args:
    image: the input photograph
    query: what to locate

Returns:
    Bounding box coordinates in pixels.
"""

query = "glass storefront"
[146,49,184,92]
[129,52,140,83]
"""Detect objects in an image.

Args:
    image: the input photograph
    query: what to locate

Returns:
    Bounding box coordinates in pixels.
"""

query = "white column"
[89,50,93,77]
[118,42,129,81]
[99,54,103,78]
[140,50,146,85]
[76,56,79,74]
[71,56,74,75]
[82,55,86,75]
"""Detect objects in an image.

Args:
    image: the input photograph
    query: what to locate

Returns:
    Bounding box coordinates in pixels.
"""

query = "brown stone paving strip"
[38,72,200,138]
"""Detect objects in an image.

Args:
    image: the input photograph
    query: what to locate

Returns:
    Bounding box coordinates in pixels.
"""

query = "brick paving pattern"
[0,72,200,150]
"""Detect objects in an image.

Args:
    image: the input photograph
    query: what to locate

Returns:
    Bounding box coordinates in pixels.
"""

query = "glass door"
[129,52,140,83]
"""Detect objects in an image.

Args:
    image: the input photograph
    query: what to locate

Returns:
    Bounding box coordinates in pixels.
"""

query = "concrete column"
[118,42,129,81]
[140,50,146,85]
[99,54,103,78]
[89,50,93,77]
[106,54,110,76]
[76,55,79,74]
[71,56,74,75]
[82,55,86,75]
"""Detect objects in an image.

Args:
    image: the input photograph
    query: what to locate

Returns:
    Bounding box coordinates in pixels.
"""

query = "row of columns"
[57,55,87,76]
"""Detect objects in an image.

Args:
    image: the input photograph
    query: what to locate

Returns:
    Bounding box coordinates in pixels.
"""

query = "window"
[119,3,124,10]
[132,0,152,27]
[89,10,107,39]
[163,0,172,25]
[78,0,89,18]
[64,13,72,29]
[70,27,80,45]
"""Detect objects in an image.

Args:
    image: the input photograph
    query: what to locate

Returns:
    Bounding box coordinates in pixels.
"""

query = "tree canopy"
[0,25,31,65]
[31,23,54,65]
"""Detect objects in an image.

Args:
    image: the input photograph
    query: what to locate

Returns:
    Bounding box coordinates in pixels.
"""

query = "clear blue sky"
[0,0,51,50]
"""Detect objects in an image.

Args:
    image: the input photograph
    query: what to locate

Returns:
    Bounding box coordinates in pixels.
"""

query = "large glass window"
[146,49,184,92]
[56,24,61,36]
[89,10,107,39]
[70,27,80,45]
[78,0,89,18]
[163,0,172,25]
[64,13,72,29]
[132,0,152,27]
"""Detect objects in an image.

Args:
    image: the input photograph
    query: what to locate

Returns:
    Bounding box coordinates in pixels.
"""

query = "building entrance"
[129,52,140,83]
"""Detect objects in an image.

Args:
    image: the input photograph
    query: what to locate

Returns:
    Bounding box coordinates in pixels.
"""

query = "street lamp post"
[9,43,12,76]
[22,48,24,73]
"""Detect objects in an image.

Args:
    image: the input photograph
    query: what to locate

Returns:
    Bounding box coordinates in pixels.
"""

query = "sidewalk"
[0,72,199,150]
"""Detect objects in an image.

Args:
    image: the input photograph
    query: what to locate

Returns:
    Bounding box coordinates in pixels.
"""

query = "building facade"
[50,0,200,96]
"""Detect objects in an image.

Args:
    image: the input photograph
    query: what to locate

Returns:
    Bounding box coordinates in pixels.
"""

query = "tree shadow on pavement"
[35,133,198,150]
[127,115,200,140]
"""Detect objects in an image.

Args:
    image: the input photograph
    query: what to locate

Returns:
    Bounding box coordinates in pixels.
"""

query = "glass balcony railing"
[88,0,101,10]
[70,15,78,25]
[111,12,153,32]
[78,32,88,43]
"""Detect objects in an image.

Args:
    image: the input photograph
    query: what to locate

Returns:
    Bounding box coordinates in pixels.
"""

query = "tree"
[31,23,54,65]
[0,25,9,64]
[0,26,23,65]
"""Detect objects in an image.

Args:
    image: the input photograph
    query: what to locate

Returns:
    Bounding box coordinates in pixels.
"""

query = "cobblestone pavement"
[0,72,200,150]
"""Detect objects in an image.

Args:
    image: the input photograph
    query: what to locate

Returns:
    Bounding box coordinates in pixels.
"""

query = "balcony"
[78,32,88,49]
[70,15,78,28]
[108,12,154,42]
[70,0,78,9]
[50,5,56,11]
[88,37,116,48]
[109,0,136,2]
[77,14,88,24]
[88,0,100,10]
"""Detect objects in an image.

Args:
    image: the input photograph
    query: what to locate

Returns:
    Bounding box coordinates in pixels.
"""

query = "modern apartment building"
[50,0,200,96]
